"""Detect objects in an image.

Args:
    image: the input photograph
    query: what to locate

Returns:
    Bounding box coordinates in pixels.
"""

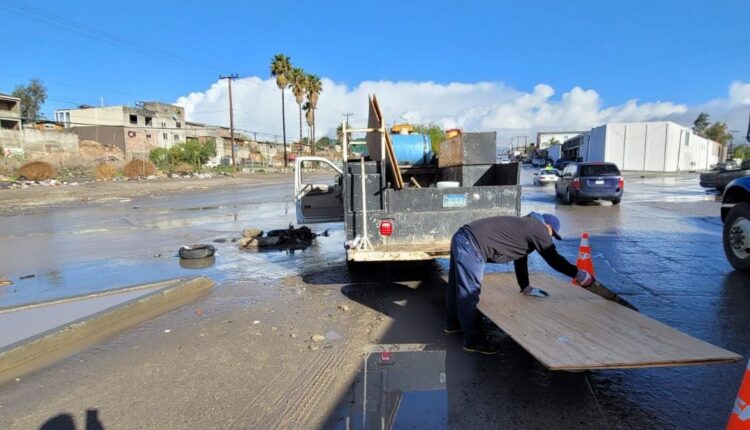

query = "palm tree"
[303,101,314,152]
[305,74,323,155]
[270,54,291,167]
[289,67,306,155]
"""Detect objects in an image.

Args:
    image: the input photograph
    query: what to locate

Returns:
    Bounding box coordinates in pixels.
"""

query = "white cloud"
[175,77,749,144]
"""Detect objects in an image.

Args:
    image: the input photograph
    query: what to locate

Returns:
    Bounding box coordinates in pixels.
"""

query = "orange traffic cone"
[728,359,750,429]
[572,232,596,285]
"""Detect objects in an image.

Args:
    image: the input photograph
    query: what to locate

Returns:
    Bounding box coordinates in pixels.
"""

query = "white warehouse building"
[562,121,723,172]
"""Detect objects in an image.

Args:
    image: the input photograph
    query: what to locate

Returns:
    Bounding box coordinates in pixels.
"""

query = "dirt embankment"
[0,172,294,217]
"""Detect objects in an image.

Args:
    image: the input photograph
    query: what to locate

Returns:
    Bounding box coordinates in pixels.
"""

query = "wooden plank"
[366,95,403,189]
[477,272,741,370]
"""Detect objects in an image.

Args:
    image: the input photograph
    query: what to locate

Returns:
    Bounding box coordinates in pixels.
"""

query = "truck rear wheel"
[723,203,750,272]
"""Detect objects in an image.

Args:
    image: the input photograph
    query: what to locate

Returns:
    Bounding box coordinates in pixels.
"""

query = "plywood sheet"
[477,273,741,370]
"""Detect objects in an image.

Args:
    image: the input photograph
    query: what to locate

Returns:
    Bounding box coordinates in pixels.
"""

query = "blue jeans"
[446,228,486,346]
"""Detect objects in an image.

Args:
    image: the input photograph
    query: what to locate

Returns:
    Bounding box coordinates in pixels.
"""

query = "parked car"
[721,176,750,272]
[533,168,559,185]
[553,159,572,171]
[556,162,623,205]
[716,159,750,192]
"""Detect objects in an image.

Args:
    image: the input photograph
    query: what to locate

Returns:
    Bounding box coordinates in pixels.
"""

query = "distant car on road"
[556,162,623,205]
[553,159,572,171]
[716,159,750,192]
[533,168,559,185]
[721,176,750,272]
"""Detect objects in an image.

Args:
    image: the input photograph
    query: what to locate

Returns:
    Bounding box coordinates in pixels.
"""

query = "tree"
[305,74,322,155]
[270,54,292,167]
[734,145,750,160]
[12,78,47,122]
[316,136,334,150]
[704,121,732,145]
[548,137,560,146]
[411,123,447,154]
[303,101,313,150]
[693,112,710,137]
[289,67,307,155]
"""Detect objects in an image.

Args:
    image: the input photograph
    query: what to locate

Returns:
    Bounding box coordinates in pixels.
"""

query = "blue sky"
[2,0,749,139]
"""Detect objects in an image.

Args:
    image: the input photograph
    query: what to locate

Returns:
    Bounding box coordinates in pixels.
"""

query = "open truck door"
[294,156,345,224]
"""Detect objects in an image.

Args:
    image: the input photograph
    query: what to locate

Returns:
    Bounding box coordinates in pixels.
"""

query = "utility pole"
[220,74,239,176]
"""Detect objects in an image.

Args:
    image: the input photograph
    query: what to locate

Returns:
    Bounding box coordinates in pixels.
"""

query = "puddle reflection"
[328,345,447,430]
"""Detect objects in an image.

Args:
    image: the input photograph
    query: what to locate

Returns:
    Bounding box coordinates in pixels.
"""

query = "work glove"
[521,285,549,298]
[575,270,594,287]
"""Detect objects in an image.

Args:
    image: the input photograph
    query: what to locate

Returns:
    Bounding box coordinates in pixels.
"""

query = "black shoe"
[463,341,501,355]
[444,324,463,335]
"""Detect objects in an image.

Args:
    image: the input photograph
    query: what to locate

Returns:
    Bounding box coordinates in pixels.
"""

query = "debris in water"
[338,304,350,312]
[311,334,326,342]
[164,329,171,333]
[242,228,263,238]
[0,279,12,287]
[239,224,323,250]
[19,274,35,280]
[253,320,261,325]
[194,309,204,316]
[213,238,228,243]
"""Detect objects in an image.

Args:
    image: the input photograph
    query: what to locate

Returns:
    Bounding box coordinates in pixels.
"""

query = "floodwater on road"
[0,167,748,429]
[0,182,344,308]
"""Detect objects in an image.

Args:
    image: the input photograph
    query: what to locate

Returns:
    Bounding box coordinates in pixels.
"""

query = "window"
[129,114,138,125]
[176,121,181,128]
[146,134,152,139]
[174,134,180,141]
[163,133,168,140]
[580,164,620,177]
[161,122,166,128]
[145,116,152,126]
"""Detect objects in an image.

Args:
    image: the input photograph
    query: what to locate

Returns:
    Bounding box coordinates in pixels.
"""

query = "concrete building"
[184,121,263,166]
[0,93,23,153]
[536,131,584,150]
[55,102,186,159]
[564,121,723,172]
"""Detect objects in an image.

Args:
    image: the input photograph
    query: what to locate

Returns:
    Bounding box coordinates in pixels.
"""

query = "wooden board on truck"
[365,95,403,189]
[477,272,741,370]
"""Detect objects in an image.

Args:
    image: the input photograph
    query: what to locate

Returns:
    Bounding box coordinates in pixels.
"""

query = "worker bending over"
[445,212,593,355]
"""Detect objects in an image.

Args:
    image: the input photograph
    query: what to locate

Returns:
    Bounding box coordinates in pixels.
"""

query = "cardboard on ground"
[477,272,741,370]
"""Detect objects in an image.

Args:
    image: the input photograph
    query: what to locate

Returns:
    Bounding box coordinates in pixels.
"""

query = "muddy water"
[0,182,344,308]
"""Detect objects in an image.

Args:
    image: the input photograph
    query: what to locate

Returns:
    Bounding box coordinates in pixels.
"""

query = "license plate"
[443,194,467,208]
[595,180,604,185]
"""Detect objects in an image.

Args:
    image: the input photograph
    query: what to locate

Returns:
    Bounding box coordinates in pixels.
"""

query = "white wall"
[584,121,721,172]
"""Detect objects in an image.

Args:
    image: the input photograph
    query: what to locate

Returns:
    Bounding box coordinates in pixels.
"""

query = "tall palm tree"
[289,67,306,155]
[303,101,314,152]
[270,54,291,166]
[305,74,323,155]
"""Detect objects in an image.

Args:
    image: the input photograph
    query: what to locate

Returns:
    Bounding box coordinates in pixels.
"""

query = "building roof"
[0,92,21,101]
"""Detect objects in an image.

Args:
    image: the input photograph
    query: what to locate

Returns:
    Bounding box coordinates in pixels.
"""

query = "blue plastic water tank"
[391,134,433,165]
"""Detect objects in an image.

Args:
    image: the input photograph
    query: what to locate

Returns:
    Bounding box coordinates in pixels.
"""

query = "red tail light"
[618,177,624,189]
[573,178,581,190]
[379,220,393,236]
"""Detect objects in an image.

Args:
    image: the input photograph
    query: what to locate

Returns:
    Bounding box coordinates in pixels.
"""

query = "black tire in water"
[179,244,216,259]
[723,203,750,272]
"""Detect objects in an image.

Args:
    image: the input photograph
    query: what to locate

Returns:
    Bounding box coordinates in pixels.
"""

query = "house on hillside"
[55,102,186,159]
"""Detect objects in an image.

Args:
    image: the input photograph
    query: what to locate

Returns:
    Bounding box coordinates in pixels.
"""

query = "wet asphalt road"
[0,167,748,429]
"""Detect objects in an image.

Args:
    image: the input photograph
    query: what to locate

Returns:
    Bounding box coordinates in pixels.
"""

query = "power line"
[0,1,224,74]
